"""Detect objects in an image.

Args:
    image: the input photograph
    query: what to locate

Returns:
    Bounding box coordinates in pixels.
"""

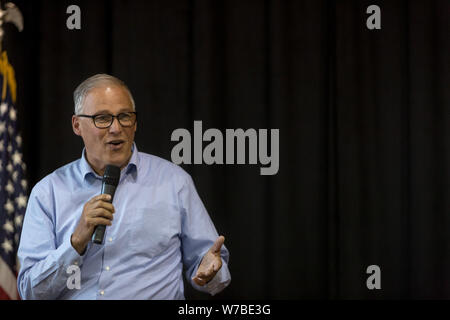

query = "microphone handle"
[92,184,117,244]
[92,225,106,244]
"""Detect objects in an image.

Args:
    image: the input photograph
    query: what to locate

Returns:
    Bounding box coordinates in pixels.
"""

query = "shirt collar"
[80,142,140,182]
[125,143,139,177]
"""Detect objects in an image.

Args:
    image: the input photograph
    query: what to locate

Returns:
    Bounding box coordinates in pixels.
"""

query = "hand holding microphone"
[92,165,120,244]
[71,165,120,255]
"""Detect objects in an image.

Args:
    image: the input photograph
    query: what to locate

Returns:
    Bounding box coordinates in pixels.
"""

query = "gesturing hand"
[192,236,225,286]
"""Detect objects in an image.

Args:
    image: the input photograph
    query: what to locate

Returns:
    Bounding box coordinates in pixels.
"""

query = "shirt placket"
[96,227,114,299]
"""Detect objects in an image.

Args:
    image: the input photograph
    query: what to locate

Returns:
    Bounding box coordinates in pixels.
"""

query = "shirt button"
[108,237,113,242]
[100,290,104,296]
[105,266,110,271]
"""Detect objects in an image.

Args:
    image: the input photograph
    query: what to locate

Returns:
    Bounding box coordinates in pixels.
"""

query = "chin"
[105,148,132,168]
[110,160,127,169]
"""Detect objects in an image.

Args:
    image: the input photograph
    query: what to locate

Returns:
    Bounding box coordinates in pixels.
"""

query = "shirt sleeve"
[178,173,231,296]
[17,182,85,300]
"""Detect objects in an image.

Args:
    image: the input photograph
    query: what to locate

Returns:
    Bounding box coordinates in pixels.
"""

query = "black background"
[4,0,449,299]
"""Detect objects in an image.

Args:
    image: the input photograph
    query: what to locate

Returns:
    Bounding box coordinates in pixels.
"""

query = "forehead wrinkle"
[83,87,133,114]
[92,107,134,115]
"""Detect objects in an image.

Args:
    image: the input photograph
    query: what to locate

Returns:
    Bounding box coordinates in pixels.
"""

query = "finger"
[197,264,214,278]
[90,208,114,220]
[210,236,225,254]
[92,200,115,213]
[192,276,206,286]
[92,217,112,227]
[213,259,222,272]
[91,194,112,203]
[207,264,215,276]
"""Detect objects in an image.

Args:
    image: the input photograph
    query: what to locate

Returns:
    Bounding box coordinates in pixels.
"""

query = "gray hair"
[73,74,136,115]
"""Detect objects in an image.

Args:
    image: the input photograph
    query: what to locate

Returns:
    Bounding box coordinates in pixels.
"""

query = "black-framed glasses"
[76,112,137,129]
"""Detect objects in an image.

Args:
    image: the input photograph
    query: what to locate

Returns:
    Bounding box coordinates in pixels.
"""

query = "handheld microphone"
[92,164,120,244]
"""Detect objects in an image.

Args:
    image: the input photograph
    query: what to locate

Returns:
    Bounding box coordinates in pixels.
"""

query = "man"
[17,74,231,299]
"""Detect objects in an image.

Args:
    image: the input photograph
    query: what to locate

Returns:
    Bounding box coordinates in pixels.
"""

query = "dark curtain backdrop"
[5,0,449,299]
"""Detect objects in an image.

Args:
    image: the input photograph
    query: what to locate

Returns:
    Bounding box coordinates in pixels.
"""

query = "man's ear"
[72,115,81,136]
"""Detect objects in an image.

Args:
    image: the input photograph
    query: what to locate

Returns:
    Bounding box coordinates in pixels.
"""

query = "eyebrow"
[93,108,134,114]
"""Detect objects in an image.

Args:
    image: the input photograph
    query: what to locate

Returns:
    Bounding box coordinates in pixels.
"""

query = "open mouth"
[107,140,125,149]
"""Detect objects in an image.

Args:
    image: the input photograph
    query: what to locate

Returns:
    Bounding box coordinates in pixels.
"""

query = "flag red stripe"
[0,286,12,300]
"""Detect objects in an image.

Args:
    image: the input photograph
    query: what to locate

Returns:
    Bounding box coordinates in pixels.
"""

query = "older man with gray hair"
[17,74,231,299]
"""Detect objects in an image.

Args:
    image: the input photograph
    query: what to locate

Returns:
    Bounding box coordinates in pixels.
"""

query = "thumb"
[210,235,225,254]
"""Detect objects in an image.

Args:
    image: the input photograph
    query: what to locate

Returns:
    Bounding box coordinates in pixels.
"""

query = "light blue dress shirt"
[17,143,231,299]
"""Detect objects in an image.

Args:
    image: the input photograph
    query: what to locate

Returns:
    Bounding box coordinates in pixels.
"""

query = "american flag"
[0,51,27,300]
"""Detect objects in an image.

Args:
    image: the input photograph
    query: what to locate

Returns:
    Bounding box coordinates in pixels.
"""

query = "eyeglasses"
[76,112,137,129]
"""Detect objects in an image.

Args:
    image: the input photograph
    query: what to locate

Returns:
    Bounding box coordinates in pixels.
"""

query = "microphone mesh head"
[103,165,120,186]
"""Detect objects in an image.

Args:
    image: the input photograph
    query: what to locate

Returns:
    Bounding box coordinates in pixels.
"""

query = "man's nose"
[108,117,122,133]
